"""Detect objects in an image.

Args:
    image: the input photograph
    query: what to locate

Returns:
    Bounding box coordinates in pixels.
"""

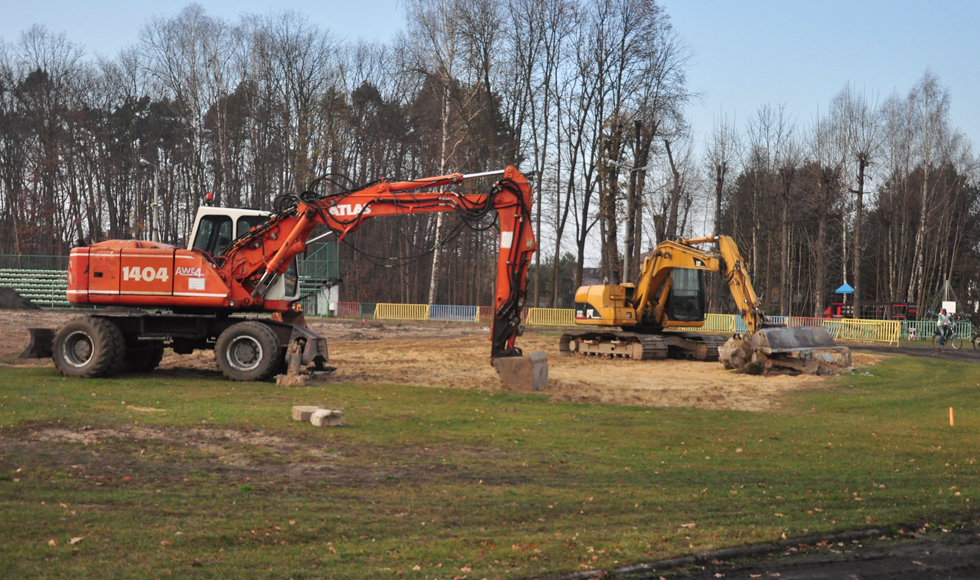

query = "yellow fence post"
[525,308,576,326]
[374,303,430,321]
[821,318,900,346]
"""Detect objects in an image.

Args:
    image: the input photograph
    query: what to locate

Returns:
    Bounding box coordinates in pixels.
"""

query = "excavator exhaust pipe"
[20,328,54,359]
[493,351,548,392]
[720,326,851,375]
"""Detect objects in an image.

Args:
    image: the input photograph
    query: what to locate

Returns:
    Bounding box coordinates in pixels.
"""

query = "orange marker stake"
[950,407,954,427]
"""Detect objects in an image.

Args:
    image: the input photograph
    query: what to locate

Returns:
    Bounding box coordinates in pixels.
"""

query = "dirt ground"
[0,311,883,411]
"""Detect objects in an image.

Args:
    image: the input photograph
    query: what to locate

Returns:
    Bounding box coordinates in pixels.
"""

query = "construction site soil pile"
[0,287,40,310]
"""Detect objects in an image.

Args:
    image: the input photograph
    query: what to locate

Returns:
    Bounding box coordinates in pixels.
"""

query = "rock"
[277,374,310,387]
[291,406,321,422]
[310,409,345,427]
[719,336,752,370]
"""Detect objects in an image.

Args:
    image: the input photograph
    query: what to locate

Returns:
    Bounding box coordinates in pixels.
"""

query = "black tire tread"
[52,316,121,378]
[104,320,126,374]
[214,321,282,381]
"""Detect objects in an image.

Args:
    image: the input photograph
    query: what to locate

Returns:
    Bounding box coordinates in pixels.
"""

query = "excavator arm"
[673,236,767,333]
[628,235,766,333]
[218,166,536,363]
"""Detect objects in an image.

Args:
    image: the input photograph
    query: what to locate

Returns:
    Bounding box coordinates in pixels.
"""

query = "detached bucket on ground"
[20,328,54,359]
[493,351,548,392]
[720,326,851,375]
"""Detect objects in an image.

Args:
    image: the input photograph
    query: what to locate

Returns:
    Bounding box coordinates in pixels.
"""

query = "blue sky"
[1,0,976,159]
[660,0,979,150]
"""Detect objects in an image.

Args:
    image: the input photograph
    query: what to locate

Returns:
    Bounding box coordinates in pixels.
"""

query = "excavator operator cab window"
[283,259,298,297]
[236,215,268,238]
[192,215,233,257]
[665,268,706,322]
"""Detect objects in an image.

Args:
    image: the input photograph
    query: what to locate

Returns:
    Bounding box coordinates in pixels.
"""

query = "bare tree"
[704,110,739,237]
[807,111,846,317]
[744,104,793,285]
[403,0,467,306]
[702,110,740,311]
[829,83,881,318]
[906,71,952,308]
[140,6,231,209]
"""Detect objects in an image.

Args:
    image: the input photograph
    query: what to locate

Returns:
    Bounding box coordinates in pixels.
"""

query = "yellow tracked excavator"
[559,236,851,374]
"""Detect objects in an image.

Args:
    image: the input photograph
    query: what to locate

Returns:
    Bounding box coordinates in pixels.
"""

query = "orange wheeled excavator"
[22,166,548,390]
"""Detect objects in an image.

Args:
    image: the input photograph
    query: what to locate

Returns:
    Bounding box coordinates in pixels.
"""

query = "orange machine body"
[68,240,232,309]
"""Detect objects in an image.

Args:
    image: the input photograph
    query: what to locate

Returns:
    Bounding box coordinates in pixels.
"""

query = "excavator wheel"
[122,340,165,373]
[215,321,282,381]
[53,316,127,378]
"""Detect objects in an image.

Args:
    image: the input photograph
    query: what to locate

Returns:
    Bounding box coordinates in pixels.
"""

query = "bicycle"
[933,325,963,349]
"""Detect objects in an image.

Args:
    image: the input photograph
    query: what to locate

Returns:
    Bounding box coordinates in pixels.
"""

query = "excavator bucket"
[20,328,54,359]
[720,326,851,375]
[493,351,548,392]
[751,326,839,353]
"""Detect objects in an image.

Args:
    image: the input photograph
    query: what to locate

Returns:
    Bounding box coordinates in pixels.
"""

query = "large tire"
[122,340,165,373]
[105,321,126,374]
[53,317,126,378]
[214,321,282,381]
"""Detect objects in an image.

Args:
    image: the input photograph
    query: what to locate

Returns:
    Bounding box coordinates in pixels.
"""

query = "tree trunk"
[909,166,929,305]
[852,157,866,318]
[780,188,789,316]
[814,213,827,318]
[427,78,451,306]
[664,140,682,240]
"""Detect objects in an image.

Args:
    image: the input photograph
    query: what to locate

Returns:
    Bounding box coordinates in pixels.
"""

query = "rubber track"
[561,331,732,361]
[560,330,668,360]
[635,334,669,360]
[700,334,729,362]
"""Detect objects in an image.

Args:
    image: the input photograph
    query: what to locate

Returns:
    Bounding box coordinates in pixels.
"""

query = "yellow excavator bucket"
[750,326,839,352]
[720,326,851,375]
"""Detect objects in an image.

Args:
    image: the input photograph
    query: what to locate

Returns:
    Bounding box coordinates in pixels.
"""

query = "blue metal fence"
[734,317,749,334]
[429,304,479,322]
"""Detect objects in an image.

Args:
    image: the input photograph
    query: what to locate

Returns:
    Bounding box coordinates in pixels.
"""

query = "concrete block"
[291,406,321,422]
[310,408,345,427]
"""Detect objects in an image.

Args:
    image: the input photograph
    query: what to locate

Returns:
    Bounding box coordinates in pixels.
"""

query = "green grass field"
[1,354,978,579]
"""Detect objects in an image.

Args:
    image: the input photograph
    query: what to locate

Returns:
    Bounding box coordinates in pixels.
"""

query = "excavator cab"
[189,207,300,302]
[664,268,706,322]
